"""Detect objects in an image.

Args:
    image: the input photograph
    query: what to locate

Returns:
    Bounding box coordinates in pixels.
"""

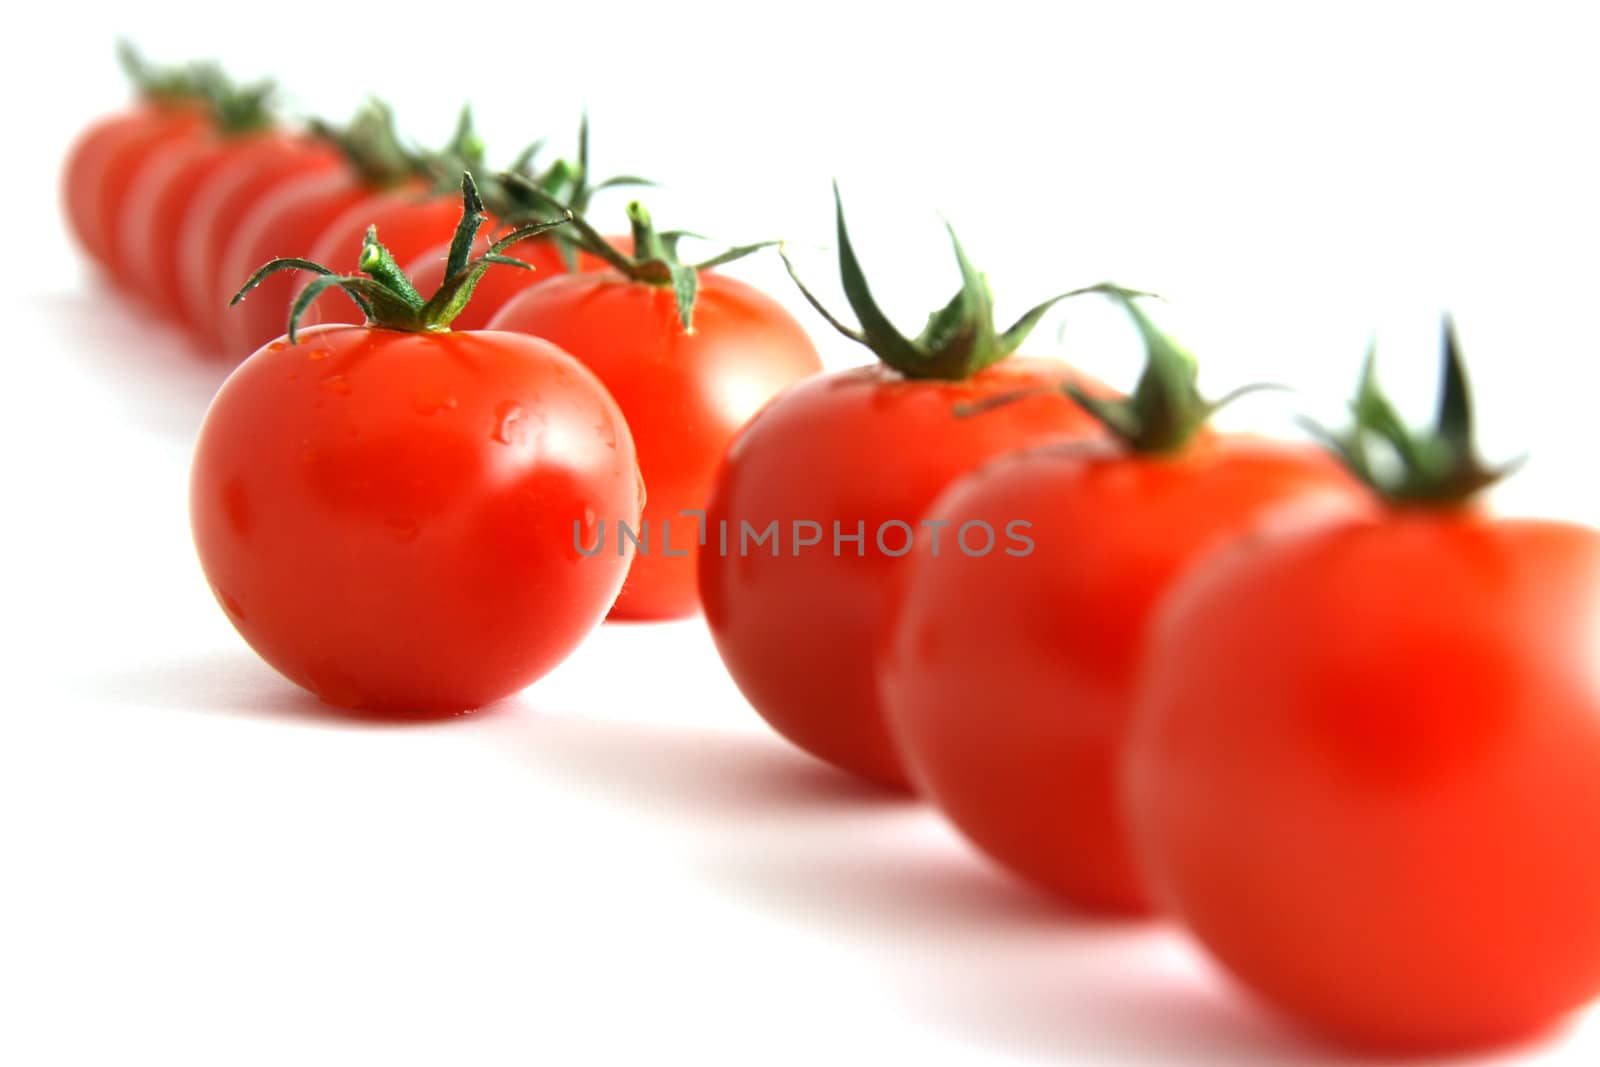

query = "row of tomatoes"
[66,49,1600,1060]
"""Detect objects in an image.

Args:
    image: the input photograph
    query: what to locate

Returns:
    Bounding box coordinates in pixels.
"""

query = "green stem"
[228,173,568,344]
[1307,318,1518,505]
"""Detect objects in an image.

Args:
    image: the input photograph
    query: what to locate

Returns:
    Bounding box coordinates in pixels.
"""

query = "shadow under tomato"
[510,711,906,819]
[91,647,516,729]
[41,286,236,442]
[506,710,1349,1067]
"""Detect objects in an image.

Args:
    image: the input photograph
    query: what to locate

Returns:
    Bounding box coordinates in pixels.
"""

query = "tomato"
[406,233,625,331]
[699,190,1117,787]
[192,324,640,713]
[879,291,1363,910]
[67,106,208,282]
[62,48,211,275]
[193,182,641,714]
[704,359,1107,785]
[880,436,1361,911]
[490,248,822,619]
[118,126,282,317]
[174,132,340,348]
[296,191,474,328]
[218,171,387,360]
[1125,329,1600,1051]
[1128,511,1600,1049]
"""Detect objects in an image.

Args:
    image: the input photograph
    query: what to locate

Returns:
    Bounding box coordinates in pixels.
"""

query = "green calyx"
[495,114,654,223]
[115,40,216,102]
[306,99,429,189]
[229,172,569,343]
[504,172,772,332]
[1056,285,1266,454]
[481,114,654,272]
[781,183,1090,382]
[1307,317,1516,505]
[116,40,274,134]
[422,106,488,192]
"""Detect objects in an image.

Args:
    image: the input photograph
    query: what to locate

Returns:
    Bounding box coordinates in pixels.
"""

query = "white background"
[3,2,1598,1063]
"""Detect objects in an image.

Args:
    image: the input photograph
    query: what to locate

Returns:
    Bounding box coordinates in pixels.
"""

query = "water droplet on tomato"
[323,375,351,395]
[267,341,287,353]
[493,401,526,445]
[308,348,331,361]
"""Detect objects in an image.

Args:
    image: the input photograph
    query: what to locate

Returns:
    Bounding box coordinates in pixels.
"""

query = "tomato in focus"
[296,192,476,328]
[191,324,642,714]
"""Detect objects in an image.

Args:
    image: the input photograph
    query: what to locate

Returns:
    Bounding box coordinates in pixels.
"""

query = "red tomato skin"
[62,110,150,266]
[175,133,341,349]
[65,106,206,281]
[490,272,823,619]
[1125,512,1600,1051]
[879,437,1363,912]
[698,359,1105,787]
[217,171,385,362]
[405,234,629,332]
[119,131,273,316]
[190,325,642,714]
[296,193,475,328]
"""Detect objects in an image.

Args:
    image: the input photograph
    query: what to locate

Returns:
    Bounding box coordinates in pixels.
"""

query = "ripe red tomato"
[698,188,1112,787]
[1128,512,1600,1049]
[295,191,473,327]
[174,132,340,348]
[1124,332,1600,1051]
[62,48,211,275]
[406,233,625,331]
[119,128,282,317]
[66,106,208,282]
[702,359,1103,787]
[192,324,641,713]
[217,171,387,360]
[192,175,630,713]
[491,261,822,619]
[880,435,1361,912]
[195,178,636,714]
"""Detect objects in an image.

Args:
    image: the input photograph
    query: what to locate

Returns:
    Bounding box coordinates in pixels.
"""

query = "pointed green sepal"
[500,174,767,332]
[306,99,428,189]
[783,183,1096,381]
[227,172,568,343]
[1310,318,1518,505]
